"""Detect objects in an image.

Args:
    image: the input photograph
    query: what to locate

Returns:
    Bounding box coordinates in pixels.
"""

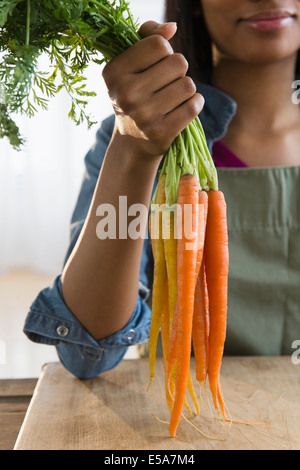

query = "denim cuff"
[23,275,151,350]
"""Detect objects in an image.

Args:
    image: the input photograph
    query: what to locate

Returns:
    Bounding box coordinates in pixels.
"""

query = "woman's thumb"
[138,20,177,41]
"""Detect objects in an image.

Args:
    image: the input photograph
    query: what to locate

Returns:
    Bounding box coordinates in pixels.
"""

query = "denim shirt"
[23,82,237,379]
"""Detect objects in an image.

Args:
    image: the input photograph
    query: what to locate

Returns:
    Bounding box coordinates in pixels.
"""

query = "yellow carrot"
[148,174,167,388]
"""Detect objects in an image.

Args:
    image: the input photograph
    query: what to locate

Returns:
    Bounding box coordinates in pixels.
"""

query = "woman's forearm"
[61,130,161,340]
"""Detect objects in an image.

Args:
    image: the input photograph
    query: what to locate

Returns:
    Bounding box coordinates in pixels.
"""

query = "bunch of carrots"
[148,119,229,438]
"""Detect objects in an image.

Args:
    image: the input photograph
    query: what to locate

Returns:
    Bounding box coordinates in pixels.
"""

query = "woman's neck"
[211,54,299,135]
[211,53,300,167]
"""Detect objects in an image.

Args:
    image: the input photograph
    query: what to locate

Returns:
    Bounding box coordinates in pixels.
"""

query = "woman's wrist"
[108,126,164,178]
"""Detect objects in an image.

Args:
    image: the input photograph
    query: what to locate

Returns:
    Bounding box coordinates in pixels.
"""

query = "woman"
[24,0,300,378]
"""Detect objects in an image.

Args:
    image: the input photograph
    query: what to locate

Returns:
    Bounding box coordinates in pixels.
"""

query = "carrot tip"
[146,377,154,392]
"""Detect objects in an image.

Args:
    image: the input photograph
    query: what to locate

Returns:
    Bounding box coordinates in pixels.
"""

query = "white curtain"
[0,0,165,276]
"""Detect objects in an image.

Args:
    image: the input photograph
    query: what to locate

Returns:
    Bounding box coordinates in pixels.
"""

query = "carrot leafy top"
[0,0,218,194]
[0,0,140,148]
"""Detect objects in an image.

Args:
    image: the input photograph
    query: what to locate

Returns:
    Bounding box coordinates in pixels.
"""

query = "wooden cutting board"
[14,356,300,450]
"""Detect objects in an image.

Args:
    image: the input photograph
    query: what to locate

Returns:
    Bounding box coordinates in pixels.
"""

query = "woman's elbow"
[55,341,129,380]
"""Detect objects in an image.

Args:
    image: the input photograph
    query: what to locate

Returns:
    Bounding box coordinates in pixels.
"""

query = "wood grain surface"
[14,357,300,450]
[0,378,37,450]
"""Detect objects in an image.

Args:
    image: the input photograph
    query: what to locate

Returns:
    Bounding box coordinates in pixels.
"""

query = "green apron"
[219,165,300,356]
[138,165,300,358]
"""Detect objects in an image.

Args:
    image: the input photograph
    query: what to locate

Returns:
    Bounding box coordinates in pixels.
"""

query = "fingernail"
[156,22,177,31]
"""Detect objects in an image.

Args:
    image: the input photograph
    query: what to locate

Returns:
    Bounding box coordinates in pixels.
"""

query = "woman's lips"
[240,9,296,32]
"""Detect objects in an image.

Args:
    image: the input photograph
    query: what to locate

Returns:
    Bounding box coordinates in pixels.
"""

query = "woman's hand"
[102,21,205,162]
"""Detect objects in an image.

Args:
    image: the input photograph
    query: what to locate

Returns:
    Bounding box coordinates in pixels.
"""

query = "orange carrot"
[161,283,169,365]
[169,174,199,438]
[160,281,175,413]
[165,301,178,401]
[192,190,209,386]
[163,203,199,416]
[204,190,229,417]
[166,303,196,414]
[192,262,209,385]
[203,267,210,350]
[194,190,208,283]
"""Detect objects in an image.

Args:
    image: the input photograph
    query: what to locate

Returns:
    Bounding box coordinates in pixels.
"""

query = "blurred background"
[0,0,165,379]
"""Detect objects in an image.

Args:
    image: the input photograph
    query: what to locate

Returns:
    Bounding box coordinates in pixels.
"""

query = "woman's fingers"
[101,19,204,158]
[136,53,189,94]
[132,76,198,126]
[163,93,205,139]
[138,20,177,41]
[132,92,205,155]
[103,34,173,86]
[153,76,198,115]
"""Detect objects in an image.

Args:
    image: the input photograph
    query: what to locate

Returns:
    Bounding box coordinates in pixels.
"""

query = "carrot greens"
[0,0,218,196]
[0,0,141,148]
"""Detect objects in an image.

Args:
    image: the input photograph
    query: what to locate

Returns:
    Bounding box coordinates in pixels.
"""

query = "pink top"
[212,140,248,168]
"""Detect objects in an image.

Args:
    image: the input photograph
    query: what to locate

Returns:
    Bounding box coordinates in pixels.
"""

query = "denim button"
[126,329,135,340]
[56,325,69,337]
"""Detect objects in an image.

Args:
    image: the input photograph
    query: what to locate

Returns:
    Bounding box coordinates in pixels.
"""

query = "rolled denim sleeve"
[23,114,154,379]
[24,275,151,379]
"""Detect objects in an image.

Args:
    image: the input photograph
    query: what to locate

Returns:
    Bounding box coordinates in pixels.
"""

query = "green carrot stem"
[189,119,218,190]
[185,124,201,189]
[178,132,194,175]
[88,0,141,46]
[193,117,217,175]
[25,0,30,46]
